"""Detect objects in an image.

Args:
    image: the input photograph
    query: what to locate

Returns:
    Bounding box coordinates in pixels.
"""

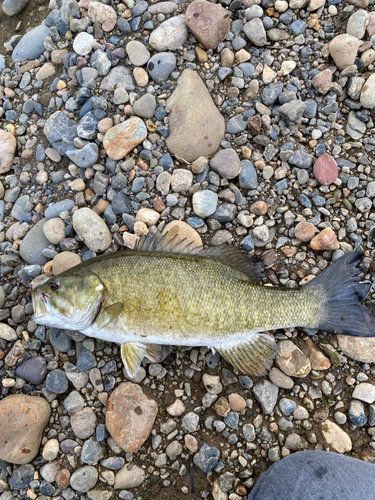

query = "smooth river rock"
[12,24,49,62]
[337,336,375,363]
[103,117,147,160]
[185,0,231,50]
[165,69,225,163]
[329,34,361,70]
[0,130,16,174]
[0,395,51,464]
[106,382,158,453]
[72,208,112,252]
[360,73,375,109]
[149,15,188,51]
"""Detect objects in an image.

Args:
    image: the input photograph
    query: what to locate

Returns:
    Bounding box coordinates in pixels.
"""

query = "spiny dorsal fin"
[135,230,203,254]
[135,230,263,283]
[199,246,264,283]
[216,333,276,377]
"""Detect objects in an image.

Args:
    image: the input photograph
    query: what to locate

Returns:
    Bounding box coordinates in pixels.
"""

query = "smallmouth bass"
[32,231,374,377]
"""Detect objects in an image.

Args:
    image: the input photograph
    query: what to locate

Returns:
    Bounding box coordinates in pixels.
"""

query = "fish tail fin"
[216,333,277,376]
[304,249,375,337]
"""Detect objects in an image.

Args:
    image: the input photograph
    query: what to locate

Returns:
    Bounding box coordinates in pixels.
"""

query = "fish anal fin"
[96,302,124,330]
[145,344,163,363]
[121,342,146,378]
[216,333,276,376]
[200,246,264,283]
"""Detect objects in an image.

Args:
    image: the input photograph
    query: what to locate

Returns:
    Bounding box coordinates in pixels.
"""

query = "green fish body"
[32,232,374,377]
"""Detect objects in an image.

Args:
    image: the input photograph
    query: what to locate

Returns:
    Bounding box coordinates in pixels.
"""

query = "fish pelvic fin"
[121,342,146,378]
[121,342,163,377]
[304,249,375,337]
[216,333,277,376]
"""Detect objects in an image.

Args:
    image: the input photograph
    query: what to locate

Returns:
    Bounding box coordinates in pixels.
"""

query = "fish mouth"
[32,290,48,319]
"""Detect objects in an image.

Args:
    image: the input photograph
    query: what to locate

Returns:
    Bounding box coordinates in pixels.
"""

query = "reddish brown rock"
[312,68,334,95]
[185,0,230,50]
[106,382,158,453]
[250,201,268,215]
[0,130,16,174]
[0,394,51,464]
[302,338,331,371]
[294,222,316,242]
[55,469,71,488]
[103,117,147,160]
[313,153,338,185]
[310,227,340,251]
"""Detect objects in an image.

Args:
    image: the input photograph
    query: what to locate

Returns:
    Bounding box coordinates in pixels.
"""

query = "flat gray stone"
[19,219,49,265]
[12,25,49,62]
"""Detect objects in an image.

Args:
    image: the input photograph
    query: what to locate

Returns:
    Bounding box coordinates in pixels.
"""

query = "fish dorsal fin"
[135,231,263,283]
[216,333,276,377]
[200,246,264,283]
[135,230,203,254]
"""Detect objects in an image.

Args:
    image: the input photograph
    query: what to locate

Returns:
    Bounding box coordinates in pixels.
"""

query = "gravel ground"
[1,0,375,499]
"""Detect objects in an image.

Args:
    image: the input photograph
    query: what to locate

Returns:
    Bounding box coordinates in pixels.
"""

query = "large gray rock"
[2,0,29,16]
[20,219,50,265]
[12,25,49,62]
[165,69,224,163]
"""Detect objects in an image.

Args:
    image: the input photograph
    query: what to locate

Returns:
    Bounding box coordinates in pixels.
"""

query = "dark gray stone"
[193,443,220,473]
[66,143,98,168]
[9,464,34,489]
[45,369,69,394]
[16,356,47,385]
[239,160,257,189]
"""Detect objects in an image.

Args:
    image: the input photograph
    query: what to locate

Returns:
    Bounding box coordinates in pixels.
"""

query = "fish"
[31,231,375,378]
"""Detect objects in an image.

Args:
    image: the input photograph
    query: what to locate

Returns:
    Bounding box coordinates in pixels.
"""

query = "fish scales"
[77,252,319,343]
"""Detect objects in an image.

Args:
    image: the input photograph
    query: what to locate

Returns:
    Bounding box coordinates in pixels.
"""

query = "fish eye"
[50,282,59,291]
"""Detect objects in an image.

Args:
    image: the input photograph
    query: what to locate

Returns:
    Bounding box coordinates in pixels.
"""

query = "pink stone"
[313,153,338,185]
[102,18,116,32]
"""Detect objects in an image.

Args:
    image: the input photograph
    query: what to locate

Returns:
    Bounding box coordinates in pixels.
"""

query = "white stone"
[73,32,95,56]
[328,5,337,15]
[352,383,375,404]
[274,0,288,12]
[319,419,352,453]
[0,324,17,341]
[346,9,369,40]
[281,60,297,76]
[360,73,375,109]
[135,208,160,227]
[42,439,59,461]
[149,15,188,52]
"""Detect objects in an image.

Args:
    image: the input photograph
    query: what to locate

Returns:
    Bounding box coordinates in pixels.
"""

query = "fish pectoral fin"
[145,344,163,363]
[216,333,276,377]
[96,302,124,330]
[121,342,146,378]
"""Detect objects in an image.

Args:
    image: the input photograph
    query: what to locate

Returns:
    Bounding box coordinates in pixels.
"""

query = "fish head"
[32,273,104,331]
